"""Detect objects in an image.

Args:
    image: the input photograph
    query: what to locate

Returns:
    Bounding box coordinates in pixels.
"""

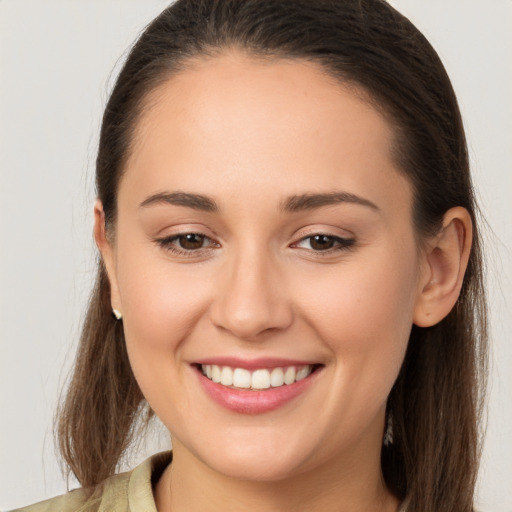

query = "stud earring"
[383,415,393,446]
[112,309,123,320]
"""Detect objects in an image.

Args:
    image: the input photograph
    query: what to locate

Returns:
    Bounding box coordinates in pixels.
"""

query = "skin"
[95,51,472,512]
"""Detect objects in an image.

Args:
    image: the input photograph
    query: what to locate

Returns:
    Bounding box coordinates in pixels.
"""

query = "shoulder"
[10,451,172,512]
[9,486,101,512]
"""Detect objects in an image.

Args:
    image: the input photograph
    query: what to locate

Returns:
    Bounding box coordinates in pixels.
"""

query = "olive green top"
[12,451,409,512]
[12,451,172,512]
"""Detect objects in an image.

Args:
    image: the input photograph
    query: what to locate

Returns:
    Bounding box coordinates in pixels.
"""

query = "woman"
[14,0,488,511]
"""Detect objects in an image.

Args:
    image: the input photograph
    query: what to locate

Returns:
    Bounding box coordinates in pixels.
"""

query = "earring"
[112,309,123,320]
[383,415,393,446]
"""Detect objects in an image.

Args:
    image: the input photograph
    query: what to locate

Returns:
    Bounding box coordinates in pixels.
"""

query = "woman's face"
[101,53,429,481]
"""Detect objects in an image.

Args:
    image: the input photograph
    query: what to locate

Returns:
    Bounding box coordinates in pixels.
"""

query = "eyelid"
[292,224,355,240]
[152,222,219,238]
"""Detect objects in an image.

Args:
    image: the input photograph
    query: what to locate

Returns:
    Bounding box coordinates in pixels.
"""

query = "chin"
[208,453,308,482]
[189,431,317,483]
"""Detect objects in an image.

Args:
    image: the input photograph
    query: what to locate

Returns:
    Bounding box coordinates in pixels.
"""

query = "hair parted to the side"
[56,1,488,510]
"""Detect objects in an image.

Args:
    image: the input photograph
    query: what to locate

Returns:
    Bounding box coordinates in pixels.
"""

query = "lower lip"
[196,367,321,414]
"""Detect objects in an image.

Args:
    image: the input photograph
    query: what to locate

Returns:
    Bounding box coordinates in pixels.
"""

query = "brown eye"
[178,233,206,250]
[309,235,336,251]
[293,233,355,253]
[155,232,220,256]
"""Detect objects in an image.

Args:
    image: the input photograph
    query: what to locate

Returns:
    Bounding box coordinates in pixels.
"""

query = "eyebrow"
[280,192,379,212]
[139,191,219,212]
[139,190,379,214]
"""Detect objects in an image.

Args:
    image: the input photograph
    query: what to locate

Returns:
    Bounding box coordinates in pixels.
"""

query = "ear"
[413,207,472,327]
[93,200,122,313]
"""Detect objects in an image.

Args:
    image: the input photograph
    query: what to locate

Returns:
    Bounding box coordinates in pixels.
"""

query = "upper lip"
[193,357,322,370]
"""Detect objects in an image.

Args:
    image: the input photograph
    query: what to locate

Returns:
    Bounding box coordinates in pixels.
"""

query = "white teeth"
[201,364,314,390]
[211,365,221,383]
[233,368,251,388]
[220,367,233,386]
[284,366,296,385]
[270,368,284,387]
[296,366,310,381]
[251,369,271,389]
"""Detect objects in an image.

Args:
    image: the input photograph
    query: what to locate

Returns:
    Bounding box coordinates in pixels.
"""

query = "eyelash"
[155,232,355,258]
[292,234,356,253]
[155,233,219,257]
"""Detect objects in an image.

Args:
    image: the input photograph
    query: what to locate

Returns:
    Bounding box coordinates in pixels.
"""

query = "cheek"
[304,259,416,335]
[115,244,213,370]
[115,257,215,429]
[296,249,418,392]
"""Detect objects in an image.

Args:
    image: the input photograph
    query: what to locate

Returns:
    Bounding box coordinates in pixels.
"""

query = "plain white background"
[0,1,511,510]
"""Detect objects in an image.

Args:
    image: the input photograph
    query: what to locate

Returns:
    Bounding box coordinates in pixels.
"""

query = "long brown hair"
[57,1,488,510]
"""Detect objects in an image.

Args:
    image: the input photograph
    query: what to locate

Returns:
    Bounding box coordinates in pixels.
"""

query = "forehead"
[120,51,411,219]
[134,51,392,154]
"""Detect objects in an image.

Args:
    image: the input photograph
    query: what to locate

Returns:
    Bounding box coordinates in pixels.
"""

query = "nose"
[209,248,293,340]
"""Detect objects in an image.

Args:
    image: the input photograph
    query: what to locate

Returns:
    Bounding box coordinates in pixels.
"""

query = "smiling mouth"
[198,364,321,390]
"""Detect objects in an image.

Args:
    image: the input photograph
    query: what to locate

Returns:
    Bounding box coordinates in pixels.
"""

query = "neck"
[154,440,399,512]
